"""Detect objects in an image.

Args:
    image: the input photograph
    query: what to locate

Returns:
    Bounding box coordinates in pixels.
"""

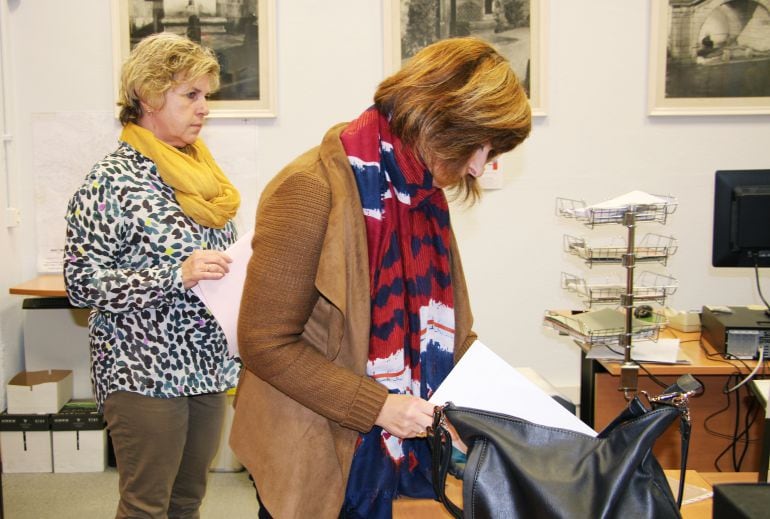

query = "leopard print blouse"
[63,142,241,410]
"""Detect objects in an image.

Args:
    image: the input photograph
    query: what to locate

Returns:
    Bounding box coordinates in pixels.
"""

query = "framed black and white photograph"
[112,0,276,118]
[384,0,547,116]
[649,0,770,115]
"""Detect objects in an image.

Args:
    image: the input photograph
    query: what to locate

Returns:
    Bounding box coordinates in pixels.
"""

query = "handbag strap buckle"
[642,390,696,424]
[642,374,703,425]
[428,404,448,436]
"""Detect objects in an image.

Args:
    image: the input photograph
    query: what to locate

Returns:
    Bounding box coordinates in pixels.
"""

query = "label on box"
[0,413,50,431]
[50,401,105,431]
[50,413,105,431]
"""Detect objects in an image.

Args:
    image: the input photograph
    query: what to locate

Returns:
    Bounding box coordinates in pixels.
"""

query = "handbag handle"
[429,405,463,519]
[646,373,702,508]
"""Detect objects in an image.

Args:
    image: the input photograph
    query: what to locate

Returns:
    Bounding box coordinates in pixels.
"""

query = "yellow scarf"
[120,123,240,228]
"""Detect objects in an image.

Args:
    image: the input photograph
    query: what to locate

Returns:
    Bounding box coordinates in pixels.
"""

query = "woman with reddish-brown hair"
[231,36,531,519]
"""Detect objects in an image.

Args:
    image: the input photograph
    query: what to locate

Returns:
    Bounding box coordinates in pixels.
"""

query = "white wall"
[1,0,769,403]
[0,0,27,412]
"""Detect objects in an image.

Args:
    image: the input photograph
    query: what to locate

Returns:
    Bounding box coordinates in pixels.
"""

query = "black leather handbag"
[430,375,702,519]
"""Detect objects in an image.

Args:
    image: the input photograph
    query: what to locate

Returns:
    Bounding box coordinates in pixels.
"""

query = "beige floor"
[2,467,259,518]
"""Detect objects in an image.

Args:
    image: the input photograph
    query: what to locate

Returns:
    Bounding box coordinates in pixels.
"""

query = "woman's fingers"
[181,249,233,289]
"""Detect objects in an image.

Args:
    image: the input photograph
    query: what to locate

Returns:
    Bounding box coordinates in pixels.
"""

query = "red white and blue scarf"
[339,107,455,518]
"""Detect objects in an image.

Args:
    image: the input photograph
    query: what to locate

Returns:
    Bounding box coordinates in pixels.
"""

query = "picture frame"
[383,0,547,116]
[111,0,277,118]
[648,0,770,116]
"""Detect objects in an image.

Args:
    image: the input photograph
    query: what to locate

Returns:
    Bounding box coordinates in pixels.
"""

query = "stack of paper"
[558,191,676,226]
[585,338,691,365]
[543,308,659,344]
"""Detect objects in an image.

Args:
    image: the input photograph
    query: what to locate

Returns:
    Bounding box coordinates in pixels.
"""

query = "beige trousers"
[104,391,226,519]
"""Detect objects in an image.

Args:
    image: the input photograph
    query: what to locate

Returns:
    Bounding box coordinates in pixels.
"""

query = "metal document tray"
[561,271,679,307]
[564,233,678,267]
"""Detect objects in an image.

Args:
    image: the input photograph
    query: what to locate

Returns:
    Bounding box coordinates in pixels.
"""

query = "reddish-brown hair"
[375,37,531,201]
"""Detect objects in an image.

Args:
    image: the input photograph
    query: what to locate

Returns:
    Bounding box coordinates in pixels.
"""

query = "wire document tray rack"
[556,194,677,227]
[548,190,679,398]
[542,309,661,346]
[563,233,678,267]
[561,271,679,307]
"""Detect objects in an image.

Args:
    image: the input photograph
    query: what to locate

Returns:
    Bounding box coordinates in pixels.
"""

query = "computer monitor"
[712,169,770,268]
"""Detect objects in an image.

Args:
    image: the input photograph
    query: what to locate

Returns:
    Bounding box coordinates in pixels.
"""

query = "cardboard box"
[0,413,52,473]
[7,370,73,415]
[22,297,92,399]
[51,401,107,473]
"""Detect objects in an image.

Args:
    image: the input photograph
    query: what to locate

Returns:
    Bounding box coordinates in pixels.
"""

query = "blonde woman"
[64,33,240,518]
[231,36,531,519]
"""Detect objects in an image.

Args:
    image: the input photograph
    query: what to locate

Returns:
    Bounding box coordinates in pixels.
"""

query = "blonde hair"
[117,32,220,125]
[374,37,531,201]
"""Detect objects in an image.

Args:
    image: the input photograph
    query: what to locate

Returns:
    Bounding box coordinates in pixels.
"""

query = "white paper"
[192,229,254,357]
[429,340,597,436]
[587,190,666,209]
[585,338,689,364]
[38,247,65,273]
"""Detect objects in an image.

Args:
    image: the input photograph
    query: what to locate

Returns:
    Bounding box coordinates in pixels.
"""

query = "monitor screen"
[713,169,770,268]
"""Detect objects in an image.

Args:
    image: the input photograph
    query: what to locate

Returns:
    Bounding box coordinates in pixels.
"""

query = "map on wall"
[31,112,259,273]
[31,112,121,273]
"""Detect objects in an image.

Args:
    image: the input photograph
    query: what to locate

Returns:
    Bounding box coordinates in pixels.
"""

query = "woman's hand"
[375,394,436,439]
[181,249,232,289]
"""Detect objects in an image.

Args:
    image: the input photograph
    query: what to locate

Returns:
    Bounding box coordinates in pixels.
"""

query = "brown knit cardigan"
[229,123,477,519]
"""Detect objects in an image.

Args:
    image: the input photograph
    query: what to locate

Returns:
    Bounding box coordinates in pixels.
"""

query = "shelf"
[561,271,678,307]
[556,194,677,227]
[543,308,662,346]
[564,233,677,267]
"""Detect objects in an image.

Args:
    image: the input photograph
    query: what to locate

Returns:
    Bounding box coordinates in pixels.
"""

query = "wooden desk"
[392,470,757,518]
[750,379,770,482]
[678,470,758,519]
[393,477,461,519]
[580,329,754,423]
[9,274,66,297]
[697,471,761,518]
[583,330,766,472]
[8,274,91,398]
